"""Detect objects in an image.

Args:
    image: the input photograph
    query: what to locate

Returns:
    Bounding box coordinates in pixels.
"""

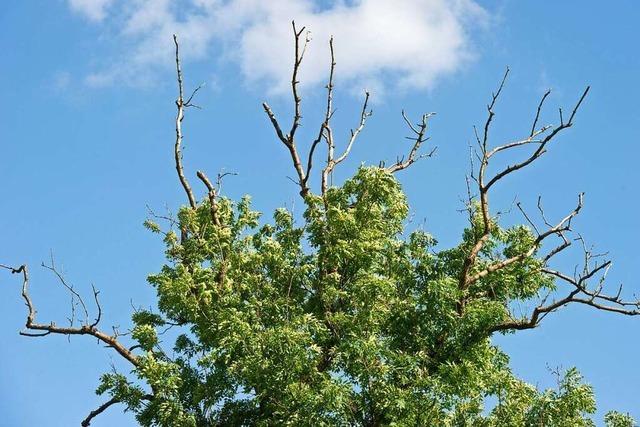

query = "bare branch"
[173,34,197,209]
[386,111,436,173]
[1,264,139,367]
[467,193,583,285]
[42,252,89,326]
[261,22,313,197]
[490,221,640,333]
[262,101,309,196]
[81,397,120,427]
[184,83,204,108]
[81,394,153,426]
[335,91,372,166]
[321,90,372,194]
[305,36,336,190]
[530,89,551,137]
[90,285,102,328]
[457,70,512,310]
[481,67,510,154]
[484,87,590,192]
[262,102,288,144]
[486,126,551,159]
[289,21,310,141]
[196,170,221,227]
[516,201,540,235]
[216,170,237,194]
[458,72,590,311]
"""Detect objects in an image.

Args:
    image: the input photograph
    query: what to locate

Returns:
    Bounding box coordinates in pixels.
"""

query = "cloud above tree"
[69,0,488,95]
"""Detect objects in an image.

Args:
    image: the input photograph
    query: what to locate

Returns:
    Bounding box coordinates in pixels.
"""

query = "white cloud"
[68,0,115,22]
[70,0,489,95]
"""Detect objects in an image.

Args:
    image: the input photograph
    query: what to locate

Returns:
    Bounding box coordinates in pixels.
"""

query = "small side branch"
[386,111,436,173]
[322,90,372,194]
[42,252,89,326]
[334,92,372,166]
[81,397,120,427]
[81,394,153,426]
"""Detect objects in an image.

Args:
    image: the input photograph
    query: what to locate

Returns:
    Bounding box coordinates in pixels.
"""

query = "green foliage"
[605,411,636,427]
[99,167,634,425]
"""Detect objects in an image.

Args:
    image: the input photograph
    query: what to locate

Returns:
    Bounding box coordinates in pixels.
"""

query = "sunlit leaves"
[98,166,633,425]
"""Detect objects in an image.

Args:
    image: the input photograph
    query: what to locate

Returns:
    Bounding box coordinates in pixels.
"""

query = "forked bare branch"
[322,90,372,194]
[262,21,311,197]
[491,251,640,333]
[458,67,591,310]
[306,36,336,192]
[386,111,436,173]
[456,77,640,332]
[0,264,139,366]
[468,193,583,285]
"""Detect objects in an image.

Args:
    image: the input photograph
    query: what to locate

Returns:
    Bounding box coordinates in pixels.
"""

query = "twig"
[386,111,436,173]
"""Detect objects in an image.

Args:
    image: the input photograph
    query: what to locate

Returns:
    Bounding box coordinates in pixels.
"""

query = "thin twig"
[386,111,436,173]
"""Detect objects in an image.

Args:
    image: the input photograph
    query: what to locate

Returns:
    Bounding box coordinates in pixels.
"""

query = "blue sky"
[2,1,639,425]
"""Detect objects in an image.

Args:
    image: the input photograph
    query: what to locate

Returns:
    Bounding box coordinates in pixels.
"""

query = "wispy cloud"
[68,0,115,22]
[68,0,489,95]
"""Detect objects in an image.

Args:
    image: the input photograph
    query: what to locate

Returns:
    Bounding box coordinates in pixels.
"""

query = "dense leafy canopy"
[93,167,634,426]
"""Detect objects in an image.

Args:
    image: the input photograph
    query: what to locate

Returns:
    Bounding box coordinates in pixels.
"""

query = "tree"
[2,24,638,426]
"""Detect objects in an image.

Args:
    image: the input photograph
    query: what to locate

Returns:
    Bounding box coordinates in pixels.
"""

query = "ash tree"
[3,24,639,426]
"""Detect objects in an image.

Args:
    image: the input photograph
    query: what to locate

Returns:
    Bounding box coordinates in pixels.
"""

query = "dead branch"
[457,67,590,314]
[262,22,310,197]
[306,36,336,193]
[289,21,310,142]
[488,205,640,333]
[468,193,583,285]
[386,111,436,173]
[491,256,640,333]
[173,34,198,209]
[196,170,221,227]
[0,264,139,367]
[458,68,511,297]
[322,90,372,194]
[530,89,551,137]
[81,394,153,426]
[81,397,119,427]
[42,252,89,326]
[334,92,372,166]
[484,87,589,192]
